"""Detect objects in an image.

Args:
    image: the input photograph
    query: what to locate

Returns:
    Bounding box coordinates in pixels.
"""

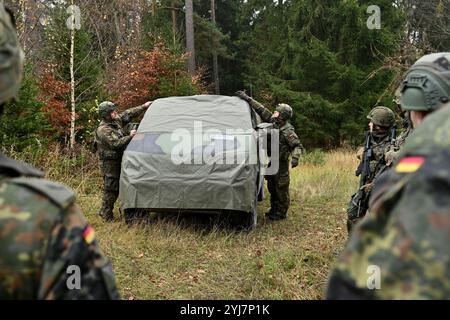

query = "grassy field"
[11,146,359,300]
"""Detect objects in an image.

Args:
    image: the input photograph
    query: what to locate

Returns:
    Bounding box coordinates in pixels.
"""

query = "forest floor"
[12,147,358,300]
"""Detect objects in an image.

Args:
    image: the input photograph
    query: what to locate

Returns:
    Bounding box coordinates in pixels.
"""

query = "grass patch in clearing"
[7,147,359,300]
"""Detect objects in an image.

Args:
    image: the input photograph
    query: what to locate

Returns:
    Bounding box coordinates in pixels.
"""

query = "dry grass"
[8,147,359,300]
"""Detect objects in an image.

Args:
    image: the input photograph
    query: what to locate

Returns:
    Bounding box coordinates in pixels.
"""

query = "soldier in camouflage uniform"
[236,91,304,221]
[0,5,119,299]
[95,100,151,222]
[346,106,396,233]
[326,52,450,299]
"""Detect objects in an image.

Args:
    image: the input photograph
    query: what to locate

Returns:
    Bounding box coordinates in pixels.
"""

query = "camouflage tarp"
[119,95,262,213]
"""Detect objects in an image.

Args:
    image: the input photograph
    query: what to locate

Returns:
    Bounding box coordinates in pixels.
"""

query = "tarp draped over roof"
[138,95,254,132]
[119,95,260,212]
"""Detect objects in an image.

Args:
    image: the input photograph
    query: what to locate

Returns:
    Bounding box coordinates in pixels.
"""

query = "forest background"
[1,0,449,151]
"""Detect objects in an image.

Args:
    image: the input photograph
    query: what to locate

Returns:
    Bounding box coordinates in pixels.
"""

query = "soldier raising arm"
[236,91,305,164]
[95,101,151,222]
[236,91,304,221]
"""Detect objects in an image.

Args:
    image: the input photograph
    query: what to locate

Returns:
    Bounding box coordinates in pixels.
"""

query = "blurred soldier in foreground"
[95,100,151,222]
[0,5,119,299]
[346,106,396,233]
[326,52,450,299]
[236,91,304,221]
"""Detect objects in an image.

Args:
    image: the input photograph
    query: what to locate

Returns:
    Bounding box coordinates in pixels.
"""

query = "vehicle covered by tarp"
[119,95,263,214]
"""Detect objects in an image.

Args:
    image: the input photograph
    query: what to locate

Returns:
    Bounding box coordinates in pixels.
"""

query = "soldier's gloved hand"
[236,90,251,102]
[385,150,397,167]
[130,129,137,138]
[291,158,299,168]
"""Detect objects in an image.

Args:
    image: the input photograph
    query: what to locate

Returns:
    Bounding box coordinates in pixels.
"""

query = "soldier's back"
[0,177,69,299]
[327,104,450,299]
[0,155,120,300]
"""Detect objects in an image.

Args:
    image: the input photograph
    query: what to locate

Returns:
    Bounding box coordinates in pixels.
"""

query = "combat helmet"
[0,5,24,104]
[367,106,395,128]
[399,52,450,111]
[98,101,117,119]
[276,103,293,121]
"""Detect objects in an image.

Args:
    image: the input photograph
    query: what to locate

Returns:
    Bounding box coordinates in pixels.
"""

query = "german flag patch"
[83,226,95,244]
[396,156,425,173]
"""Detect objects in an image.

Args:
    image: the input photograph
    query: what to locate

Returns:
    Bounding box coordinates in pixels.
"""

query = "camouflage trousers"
[266,170,290,219]
[98,160,121,221]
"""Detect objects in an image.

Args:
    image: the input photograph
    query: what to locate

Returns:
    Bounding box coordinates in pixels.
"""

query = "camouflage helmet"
[275,103,293,121]
[399,52,450,111]
[0,5,24,104]
[367,106,395,128]
[98,101,117,119]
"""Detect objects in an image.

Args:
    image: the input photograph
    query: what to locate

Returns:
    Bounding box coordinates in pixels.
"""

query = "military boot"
[265,205,278,219]
[267,212,287,221]
[98,207,114,222]
[265,206,287,221]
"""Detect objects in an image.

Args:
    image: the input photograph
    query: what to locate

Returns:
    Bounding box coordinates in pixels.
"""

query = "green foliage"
[236,0,404,147]
[300,149,326,166]
[157,74,203,98]
[140,2,184,53]
[112,2,205,104]
[0,66,50,151]
[42,6,104,144]
[0,0,421,151]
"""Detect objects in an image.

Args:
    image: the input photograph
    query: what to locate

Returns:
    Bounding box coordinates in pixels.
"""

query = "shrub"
[0,65,51,151]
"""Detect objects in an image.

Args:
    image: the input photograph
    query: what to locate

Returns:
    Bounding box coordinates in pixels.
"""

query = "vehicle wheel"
[124,208,150,225]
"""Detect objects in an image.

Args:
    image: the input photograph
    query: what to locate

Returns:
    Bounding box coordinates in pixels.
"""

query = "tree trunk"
[19,0,27,50]
[211,0,220,94]
[70,1,76,149]
[185,0,195,74]
[172,1,177,46]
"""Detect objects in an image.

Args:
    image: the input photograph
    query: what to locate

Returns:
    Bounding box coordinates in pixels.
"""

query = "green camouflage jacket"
[95,105,147,161]
[387,123,413,166]
[326,104,450,299]
[0,154,120,300]
[357,133,393,185]
[248,99,304,162]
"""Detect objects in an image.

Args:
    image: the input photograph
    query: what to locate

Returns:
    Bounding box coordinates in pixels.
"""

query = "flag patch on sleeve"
[396,156,425,173]
[83,226,95,244]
